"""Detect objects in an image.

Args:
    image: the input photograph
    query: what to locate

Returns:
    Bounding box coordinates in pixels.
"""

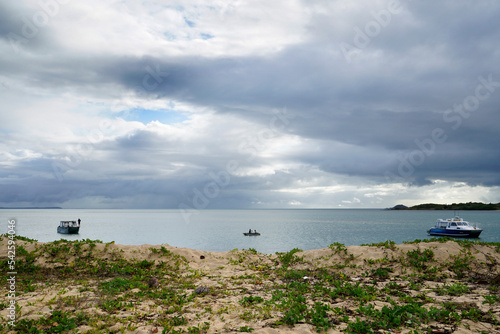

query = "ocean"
[2,209,500,254]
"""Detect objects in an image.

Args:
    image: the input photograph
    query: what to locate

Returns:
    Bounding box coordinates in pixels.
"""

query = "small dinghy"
[243,229,260,236]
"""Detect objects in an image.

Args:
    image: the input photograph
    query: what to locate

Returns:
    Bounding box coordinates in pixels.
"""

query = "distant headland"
[389,202,500,210]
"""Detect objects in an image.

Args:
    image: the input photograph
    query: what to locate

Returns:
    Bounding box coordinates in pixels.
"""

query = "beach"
[2,236,500,333]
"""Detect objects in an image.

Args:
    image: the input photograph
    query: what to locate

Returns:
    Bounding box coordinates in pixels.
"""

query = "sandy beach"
[2,236,500,333]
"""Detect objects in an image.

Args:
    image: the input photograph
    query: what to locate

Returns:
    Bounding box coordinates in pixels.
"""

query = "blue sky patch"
[163,32,177,41]
[117,108,189,125]
[200,33,214,40]
[184,17,195,27]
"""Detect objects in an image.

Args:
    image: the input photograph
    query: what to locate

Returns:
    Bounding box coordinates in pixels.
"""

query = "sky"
[1,0,499,209]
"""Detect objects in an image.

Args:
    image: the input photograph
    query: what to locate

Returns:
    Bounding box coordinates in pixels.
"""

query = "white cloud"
[41,0,309,57]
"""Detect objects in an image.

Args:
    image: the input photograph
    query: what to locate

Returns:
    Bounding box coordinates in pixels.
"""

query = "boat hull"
[243,232,260,236]
[57,226,80,234]
[427,228,482,238]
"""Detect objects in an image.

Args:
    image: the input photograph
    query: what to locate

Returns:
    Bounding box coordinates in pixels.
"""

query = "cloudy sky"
[1,0,499,209]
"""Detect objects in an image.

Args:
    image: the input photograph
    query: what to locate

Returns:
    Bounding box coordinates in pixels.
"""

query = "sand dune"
[2,237,500,333]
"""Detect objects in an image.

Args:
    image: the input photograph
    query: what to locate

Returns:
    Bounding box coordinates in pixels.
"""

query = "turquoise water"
[2,209,500,254]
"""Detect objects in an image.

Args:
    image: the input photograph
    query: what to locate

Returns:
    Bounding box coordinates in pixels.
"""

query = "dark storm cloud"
[10,39,500,188]
[0,1,60,54]
[0,174,184,208]
[90,48,499,187]
[0,3,19,36]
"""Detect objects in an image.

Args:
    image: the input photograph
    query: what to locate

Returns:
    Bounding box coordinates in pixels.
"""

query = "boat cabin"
[60,220,79,227]
[435,217,472,229]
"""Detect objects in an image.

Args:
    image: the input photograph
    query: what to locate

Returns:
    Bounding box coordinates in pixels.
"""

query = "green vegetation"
[361,240,397,250]
[12,310,89,334]
[391,201,500,210]
[406,248,434,271]
[275,248,303,269]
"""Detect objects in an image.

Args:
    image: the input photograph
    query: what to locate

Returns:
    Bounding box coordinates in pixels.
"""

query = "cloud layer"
[1,0,500,208]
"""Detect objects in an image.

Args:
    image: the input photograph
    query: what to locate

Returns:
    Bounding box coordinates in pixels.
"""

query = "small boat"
[243,231,260,236]
[57,220,80,234]
[427,216,482,238]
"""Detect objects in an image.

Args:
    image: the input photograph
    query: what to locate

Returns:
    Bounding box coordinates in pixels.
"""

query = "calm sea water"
[2,209,500,254]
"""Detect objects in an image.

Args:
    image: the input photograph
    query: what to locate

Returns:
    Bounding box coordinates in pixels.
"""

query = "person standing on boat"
[78,218,81,226]
[249,228,252,234]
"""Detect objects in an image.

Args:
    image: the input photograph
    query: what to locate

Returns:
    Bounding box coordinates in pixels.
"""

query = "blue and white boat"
[427,216,482,238]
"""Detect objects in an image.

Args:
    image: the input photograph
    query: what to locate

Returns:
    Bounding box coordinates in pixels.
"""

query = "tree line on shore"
[390,202,500,210]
